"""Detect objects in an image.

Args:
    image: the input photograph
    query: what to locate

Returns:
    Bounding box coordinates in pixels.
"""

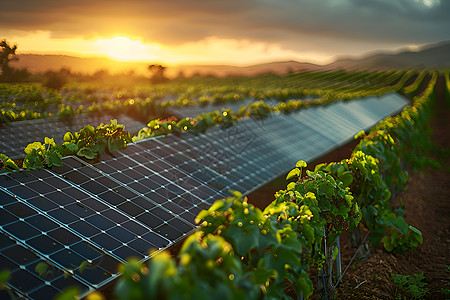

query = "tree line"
[0,39,169,88]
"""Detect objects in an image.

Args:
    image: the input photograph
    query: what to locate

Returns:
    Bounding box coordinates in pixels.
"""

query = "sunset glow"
[94,36,161,62]
[1,0,448,67]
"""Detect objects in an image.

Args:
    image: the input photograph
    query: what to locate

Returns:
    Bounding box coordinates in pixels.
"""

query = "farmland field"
[1,69,449,299]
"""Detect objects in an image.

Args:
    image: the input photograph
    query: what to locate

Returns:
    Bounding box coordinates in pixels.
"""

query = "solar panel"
[51,157,195,242]
[0,186,121,298]
[167,97,281,119]
[0,166,175,298]
[0,113,145,159]
[0,92,409,298]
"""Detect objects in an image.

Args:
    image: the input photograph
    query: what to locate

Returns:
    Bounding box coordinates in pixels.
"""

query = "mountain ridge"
[11,40,450,77]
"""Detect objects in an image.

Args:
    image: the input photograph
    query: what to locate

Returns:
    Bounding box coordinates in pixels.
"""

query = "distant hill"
[11,54,147,75]
[11,55,323,78]
[170,61,323,77]
[11,41,450,77]
[326,41,450,70]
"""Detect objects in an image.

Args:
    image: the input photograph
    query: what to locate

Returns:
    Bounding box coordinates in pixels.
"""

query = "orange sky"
[1,0,448,66]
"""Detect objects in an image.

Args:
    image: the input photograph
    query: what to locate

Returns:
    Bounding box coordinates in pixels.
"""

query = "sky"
[1,0,449,66]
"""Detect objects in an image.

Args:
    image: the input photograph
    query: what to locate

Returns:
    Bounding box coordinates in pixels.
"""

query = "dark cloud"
[1,0,449,56]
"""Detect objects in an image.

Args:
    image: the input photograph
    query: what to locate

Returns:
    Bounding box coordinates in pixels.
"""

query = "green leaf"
[108,138,121,153]
[336,165,345,177]
[295,271,313,298]
[228,190,242,198]
[48,152,63,167]
[82,125,95,133]
[301,224,315,243]
[354,130,365,139]
[35,262,49,278]
[24,153,44,170]
[409,226,423,244]
[0,270,10,286]
[318,181,334,197]
[287,182,296,191]
[286,168,300,181]
[65,142,78,152]
[252,267,277,285]
[24,142,44,155]
[63,132,74,142]
[53,286,80,300]
[227,225,259,256]
[77,147,96,159]
[393,216,409,235]
[381,235,394,252]
[1,156,19,171]
[296,160,307,168]
[340,172,353,187]
[44,137,55,146]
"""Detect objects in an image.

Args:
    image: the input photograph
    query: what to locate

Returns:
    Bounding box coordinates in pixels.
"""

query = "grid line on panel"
[53,156,195,243]
[0,229,100,298]
[98,141,229,223]
[0,167,170,265]
[0,188,123,297]
[286,106,359,144]
[156,128,251,193]
[133,136,234,197]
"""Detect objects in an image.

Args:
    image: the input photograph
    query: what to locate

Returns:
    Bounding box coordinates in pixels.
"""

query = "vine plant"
[116,161,360,300]
[0,120,131,172]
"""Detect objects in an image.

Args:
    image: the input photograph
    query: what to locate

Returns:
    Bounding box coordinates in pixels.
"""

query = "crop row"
[111,73,439,300]
[1,70,419,124]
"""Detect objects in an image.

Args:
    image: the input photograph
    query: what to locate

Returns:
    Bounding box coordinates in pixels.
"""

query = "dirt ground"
[331,82,450,299]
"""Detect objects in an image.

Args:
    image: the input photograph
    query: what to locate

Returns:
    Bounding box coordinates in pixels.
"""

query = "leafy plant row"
[444,70,450,106]
[112,73,439,299]
[115,161,361,300]
[1,70,414,124]
[402,70,429,95]
[0,120,131,173]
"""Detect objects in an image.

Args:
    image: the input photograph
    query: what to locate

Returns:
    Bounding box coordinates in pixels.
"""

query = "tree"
[147,64,168,83]
[0,39,18,78]
[43,69,69,90]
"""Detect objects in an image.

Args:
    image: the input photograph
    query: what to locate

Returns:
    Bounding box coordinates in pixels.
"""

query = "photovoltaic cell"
[0,92,409,298]
[0,166,172,298]
[90,143,227,225]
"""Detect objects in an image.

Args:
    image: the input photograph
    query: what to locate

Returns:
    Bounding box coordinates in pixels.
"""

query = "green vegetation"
[391,273,428,299]
[112,71,438,299]
[0,119,131,173]
[0,68,444,299]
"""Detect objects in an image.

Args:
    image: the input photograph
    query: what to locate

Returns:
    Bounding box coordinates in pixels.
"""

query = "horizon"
[2,1,449,66]
[10,39,449,74]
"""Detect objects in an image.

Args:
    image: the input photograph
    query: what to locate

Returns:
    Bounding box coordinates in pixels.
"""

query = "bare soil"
[331,80,450,300]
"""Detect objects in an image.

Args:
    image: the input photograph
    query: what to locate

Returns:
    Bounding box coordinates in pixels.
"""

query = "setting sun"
[94,36,161,62]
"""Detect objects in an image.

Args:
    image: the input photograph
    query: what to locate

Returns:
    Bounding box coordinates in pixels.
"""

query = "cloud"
[1,0,449,61]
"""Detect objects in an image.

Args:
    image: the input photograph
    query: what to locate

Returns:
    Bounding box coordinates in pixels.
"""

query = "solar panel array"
[168,97,282,119]
[0,114,145,159]
[0,93,409,299]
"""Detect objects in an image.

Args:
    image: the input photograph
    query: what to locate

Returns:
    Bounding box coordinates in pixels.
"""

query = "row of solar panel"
[0,93,409,299]
[0,145,227,298]
[0,113,145,159]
